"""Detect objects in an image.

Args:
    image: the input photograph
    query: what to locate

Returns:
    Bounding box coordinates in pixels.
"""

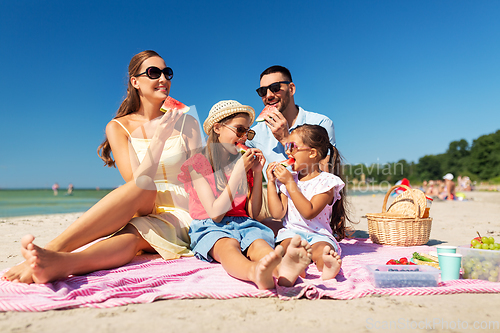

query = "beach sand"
[1,191,500,332]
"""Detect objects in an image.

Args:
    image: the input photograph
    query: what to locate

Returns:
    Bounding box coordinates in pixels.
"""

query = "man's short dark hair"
[260,65,292,82]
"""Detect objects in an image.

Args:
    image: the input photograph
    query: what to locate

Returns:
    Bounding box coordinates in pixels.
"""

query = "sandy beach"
[1,191,500,333]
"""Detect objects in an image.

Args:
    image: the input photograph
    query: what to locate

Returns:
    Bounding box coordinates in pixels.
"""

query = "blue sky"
[1,0,499,189]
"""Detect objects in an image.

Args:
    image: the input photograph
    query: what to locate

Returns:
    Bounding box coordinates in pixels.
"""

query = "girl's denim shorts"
[189,215,275,262]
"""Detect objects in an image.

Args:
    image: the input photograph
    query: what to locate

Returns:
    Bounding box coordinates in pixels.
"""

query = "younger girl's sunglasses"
[135,66,174,80]
[285,141,311,153]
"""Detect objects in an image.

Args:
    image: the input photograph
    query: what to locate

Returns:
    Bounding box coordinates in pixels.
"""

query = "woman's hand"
[152,109,185,142]
[130,109,184,190]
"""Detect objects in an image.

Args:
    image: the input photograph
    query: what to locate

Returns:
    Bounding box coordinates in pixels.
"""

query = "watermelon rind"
[236,143,248,155]
[280,158,295,167]
[160,96,190,114]
[255,105,277,122]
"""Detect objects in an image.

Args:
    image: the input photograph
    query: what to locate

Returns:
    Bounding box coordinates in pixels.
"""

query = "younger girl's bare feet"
[320,246,342,280]
[252,246,284,290]
[1,260,34,284]
[278,235,312,287]
[21,235,72,284]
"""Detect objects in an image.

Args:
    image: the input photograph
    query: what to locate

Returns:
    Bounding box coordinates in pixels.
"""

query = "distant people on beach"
[2,50,202,284]
[422,174,457,200]
[66,183,74,196]
[419,180,428,193]
[423,174,473,199]
[51,183,59,196]
[438,173,456,201]
[457,175,472,191]
[424,180,440,197]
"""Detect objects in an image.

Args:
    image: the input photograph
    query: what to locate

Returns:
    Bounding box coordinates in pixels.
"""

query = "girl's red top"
[178,153,254,220]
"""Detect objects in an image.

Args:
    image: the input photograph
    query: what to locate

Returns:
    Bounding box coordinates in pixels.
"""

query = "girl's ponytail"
[328,144,351,241]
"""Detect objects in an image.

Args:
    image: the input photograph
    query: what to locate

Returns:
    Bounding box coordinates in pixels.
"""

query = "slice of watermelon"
[235,142,249,155]
[255,105,278,122]
[279,157,295,167]
[160,96,190,113]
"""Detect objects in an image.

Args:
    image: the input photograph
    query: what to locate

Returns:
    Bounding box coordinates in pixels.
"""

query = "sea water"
[0,188,382,218]
[0,189,112,218]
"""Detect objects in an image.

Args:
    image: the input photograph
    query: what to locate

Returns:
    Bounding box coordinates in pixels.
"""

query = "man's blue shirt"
[246,105,335,178]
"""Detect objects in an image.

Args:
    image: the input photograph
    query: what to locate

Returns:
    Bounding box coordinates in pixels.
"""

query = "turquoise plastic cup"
[438,253,463,281]
[436,245,457,254]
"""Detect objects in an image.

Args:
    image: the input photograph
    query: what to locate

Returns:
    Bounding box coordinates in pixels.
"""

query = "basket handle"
[381,184,420,217]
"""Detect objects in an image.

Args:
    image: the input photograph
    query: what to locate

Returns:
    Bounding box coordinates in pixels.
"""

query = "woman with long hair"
[2,50,201,284]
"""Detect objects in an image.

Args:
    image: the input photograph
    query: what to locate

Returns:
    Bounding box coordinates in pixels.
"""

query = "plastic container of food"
[457,246,500,282]
[366,264,440,288]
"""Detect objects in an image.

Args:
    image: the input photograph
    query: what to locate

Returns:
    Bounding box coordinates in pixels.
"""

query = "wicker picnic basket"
[366,185,432,246]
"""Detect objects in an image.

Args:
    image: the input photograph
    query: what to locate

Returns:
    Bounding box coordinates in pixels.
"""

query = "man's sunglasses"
[223,124,256,140]
[256,81,291,97]
[135,66,174,80]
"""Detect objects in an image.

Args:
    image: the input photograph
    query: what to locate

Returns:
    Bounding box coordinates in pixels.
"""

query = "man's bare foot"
[21,235,71,284]
[277,235,312,287]
[320,246,342,280]
[252,246,284,290]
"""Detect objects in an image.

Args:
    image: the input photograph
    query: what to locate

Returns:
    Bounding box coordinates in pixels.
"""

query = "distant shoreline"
[0,189,113,218]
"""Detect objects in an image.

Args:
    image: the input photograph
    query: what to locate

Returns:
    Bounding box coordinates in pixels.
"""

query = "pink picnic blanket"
[1,238,499,311]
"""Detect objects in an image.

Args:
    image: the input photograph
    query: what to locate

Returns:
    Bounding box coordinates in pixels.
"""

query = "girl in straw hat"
[178,100,312,289]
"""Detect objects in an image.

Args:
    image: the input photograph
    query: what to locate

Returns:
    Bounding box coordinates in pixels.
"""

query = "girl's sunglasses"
[285,141,311,153]
[256,81,291,97]
[135,66,174,80]
[223,124,256,140]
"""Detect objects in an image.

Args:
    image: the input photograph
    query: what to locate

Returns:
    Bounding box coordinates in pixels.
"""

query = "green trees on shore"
[345,129,500,184]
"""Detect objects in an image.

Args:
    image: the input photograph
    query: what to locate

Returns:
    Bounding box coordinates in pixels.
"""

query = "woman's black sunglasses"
[256,81,291,97]
[135,66,174,80]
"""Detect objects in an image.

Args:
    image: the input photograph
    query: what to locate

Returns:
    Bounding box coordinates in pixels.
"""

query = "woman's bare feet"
[320,245,342,280]
[251,246,284,290]
[1,260,34,283]
[277,235,312,287]
[21,235,72,284]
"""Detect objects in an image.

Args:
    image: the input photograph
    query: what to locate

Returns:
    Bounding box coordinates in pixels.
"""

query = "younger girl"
[266,124,349,280]
[178,100,312,290]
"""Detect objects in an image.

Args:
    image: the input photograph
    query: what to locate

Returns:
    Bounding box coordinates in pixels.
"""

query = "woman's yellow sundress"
[112,116,193,259]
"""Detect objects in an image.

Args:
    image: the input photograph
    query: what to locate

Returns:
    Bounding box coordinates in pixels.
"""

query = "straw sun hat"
[203,100,255,135]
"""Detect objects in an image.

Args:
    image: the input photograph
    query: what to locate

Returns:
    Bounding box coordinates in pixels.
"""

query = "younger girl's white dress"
[276,171,345,252]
